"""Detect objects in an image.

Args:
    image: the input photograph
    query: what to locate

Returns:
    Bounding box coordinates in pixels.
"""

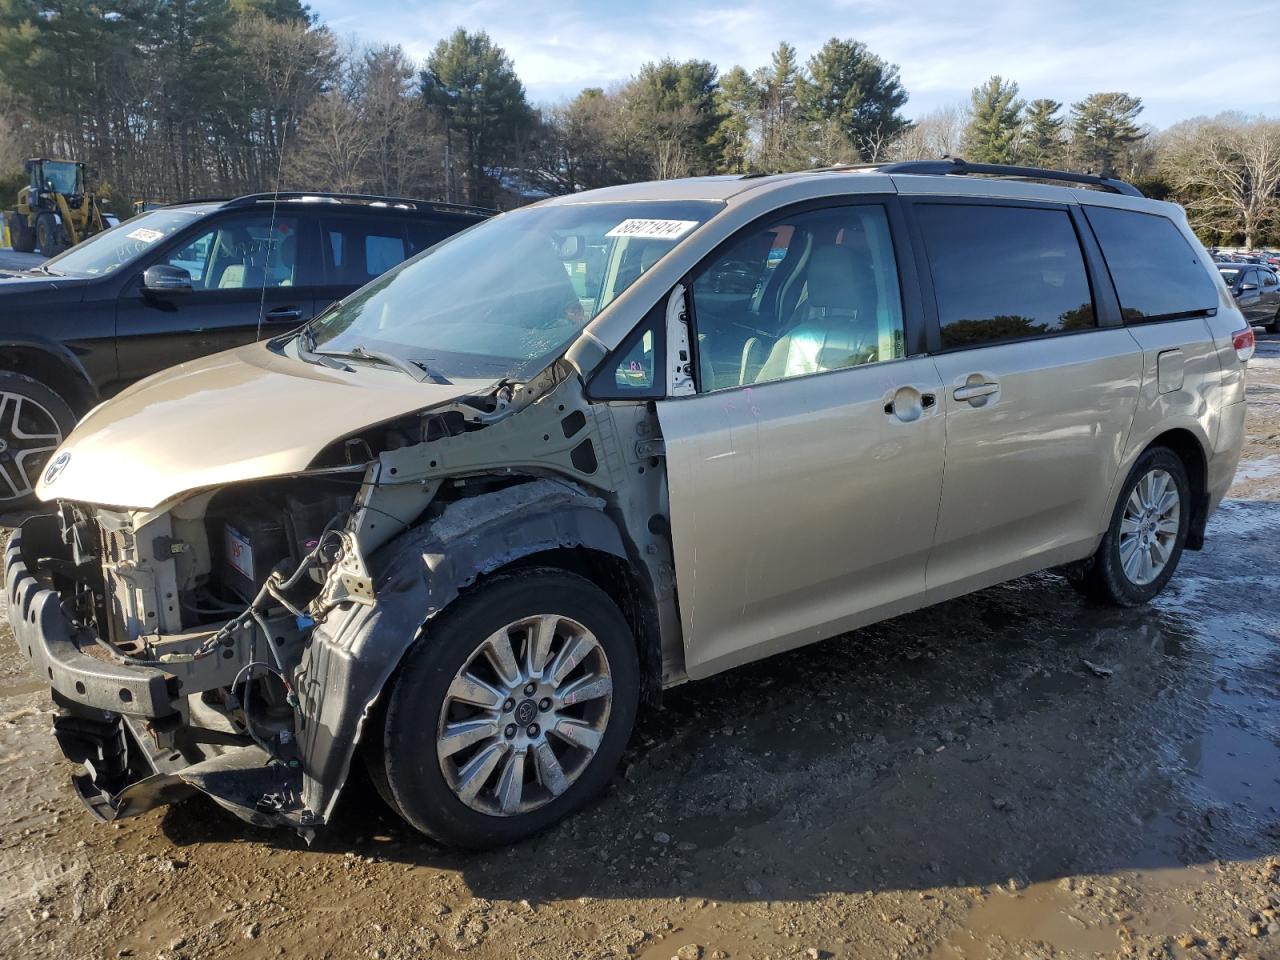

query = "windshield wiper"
[315,345,452,385]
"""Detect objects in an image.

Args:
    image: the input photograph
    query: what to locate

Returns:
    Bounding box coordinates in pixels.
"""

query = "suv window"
[692,204,905,391]
[915,203,1095,350]
[1085,206,1218,321]
[162,215,301,290]
[1264,270,1279,288]
[324,217,408,285]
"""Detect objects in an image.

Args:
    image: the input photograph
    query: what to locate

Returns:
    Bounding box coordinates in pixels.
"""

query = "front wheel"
[0,372,76,512]
[35,212,63,257]
[372,568,639,848]
[1070,447,1190,606]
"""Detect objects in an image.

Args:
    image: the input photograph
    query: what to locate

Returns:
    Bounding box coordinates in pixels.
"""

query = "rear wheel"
[373,568,639,848]
[1070,447,1190,606]
[0,372,75,513]
[7,213,35,253]
[1266,309,1279,335]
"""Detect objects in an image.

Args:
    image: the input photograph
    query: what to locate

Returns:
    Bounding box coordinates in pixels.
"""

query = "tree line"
[0,0,1277,246]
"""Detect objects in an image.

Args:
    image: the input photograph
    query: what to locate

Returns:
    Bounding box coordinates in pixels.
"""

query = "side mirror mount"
[143,264,192,295]
[1240,282,1258,292]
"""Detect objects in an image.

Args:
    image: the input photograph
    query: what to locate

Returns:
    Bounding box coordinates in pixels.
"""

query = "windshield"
[1219,267,1242,285]
[305,200,721,381]
[40,162,82,195]
[42,209,203,277]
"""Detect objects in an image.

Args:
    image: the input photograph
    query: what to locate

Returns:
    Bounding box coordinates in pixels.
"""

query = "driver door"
[655,198,945,679]
[115,212,320,381]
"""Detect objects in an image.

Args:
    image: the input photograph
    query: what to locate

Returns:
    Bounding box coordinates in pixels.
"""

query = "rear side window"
[323,218,408,285]
[915,204,1096,350]
[1085,207,1217,321]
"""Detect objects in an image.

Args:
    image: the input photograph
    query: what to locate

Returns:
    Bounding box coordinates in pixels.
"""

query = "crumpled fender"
[292,478,628,821]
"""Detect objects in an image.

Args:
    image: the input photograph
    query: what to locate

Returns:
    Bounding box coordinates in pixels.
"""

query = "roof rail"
[222,191,495,216]
[872,158,1144,197]
[164,196,232,206]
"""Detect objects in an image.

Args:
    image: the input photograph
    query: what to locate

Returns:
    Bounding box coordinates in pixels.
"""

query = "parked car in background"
[7,159,1249,848]
[0,192,490,508]
[1219,262,1280,332]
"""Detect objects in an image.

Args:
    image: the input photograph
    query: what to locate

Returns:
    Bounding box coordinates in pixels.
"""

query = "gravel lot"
[1,336,1278,960]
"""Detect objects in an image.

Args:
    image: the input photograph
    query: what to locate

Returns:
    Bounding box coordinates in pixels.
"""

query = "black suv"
[0,192,490,507]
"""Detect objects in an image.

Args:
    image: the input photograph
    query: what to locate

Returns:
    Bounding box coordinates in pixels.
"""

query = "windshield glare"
[43,209,202,277]
[307,200,721,381]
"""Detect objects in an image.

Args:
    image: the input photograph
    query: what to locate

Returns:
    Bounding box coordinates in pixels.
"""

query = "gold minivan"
[6,161,1251,847]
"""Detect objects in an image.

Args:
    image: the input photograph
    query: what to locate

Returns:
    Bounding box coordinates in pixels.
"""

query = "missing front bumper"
[57,707,312,833]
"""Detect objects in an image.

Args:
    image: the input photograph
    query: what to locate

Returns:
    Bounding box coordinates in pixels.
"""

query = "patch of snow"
[1231,454,1280,483]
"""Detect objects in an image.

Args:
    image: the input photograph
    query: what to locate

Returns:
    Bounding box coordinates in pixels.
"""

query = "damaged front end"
[9,477,354,832]
[6,365,678,837]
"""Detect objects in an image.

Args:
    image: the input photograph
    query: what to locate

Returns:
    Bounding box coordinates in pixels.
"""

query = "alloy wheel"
[0,391,64,502]
[436,614,614,817]
[1118,468,1181,586]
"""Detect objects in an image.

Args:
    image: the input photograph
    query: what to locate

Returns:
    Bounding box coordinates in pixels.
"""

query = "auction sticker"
[126,227,165,243]
[605,219,699,240]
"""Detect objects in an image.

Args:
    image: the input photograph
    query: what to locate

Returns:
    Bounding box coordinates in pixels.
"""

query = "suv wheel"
[372,568,639,848]
[1266,308,1279,335]
[0,372,74,512]
[1070,447,1190,606]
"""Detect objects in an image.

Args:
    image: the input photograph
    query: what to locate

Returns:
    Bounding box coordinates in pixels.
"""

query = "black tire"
[1266,310,1279,335]
[35,212,64,257]
[1070,447,1190,607]
[0,371,76,513]
[7,213,35,253]
[371,568,639,849]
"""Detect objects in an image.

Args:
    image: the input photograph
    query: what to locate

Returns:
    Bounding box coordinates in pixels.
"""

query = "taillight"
[1233,326,1255,362]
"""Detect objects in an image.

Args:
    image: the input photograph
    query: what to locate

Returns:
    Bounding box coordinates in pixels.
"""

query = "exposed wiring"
[231,660,286,760]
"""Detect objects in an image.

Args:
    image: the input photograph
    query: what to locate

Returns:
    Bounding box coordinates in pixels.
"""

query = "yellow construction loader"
[5,158,114,256]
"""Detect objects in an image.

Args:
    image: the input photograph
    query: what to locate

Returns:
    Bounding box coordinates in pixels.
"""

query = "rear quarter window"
[1084,206,1217,321]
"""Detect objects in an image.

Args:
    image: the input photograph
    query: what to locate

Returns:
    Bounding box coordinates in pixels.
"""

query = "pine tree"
[962,76,1024,163]
[756,41,806,170]
[712,65,760,173]
[1070,92,1144,177]
[797,38,909,160]
[1021,98,1065,167]
[422,28,533,204]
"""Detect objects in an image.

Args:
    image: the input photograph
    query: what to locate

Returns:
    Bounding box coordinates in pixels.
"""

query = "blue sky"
[312,0,1280,129]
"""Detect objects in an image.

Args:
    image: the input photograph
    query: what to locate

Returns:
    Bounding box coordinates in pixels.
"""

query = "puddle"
[0,678,49,701]
[1183,684,1280,821]
[931,868,1205,959]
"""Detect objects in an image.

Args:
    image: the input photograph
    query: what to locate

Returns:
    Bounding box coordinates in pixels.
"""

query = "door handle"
[264,306,303,323]
[953,381,1000,403]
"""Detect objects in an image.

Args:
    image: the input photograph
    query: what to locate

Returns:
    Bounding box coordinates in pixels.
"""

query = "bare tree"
[885,104,968,161]
[358,45,442,197]
[1163,114,1280,248]
[288,90,373,193]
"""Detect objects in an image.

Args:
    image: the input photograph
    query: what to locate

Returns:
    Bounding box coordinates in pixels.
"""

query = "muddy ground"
[2,339,1279,960]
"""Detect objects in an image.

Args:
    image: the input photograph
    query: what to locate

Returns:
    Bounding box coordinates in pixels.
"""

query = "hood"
[0,269,91,294]
[38,343,485,509]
